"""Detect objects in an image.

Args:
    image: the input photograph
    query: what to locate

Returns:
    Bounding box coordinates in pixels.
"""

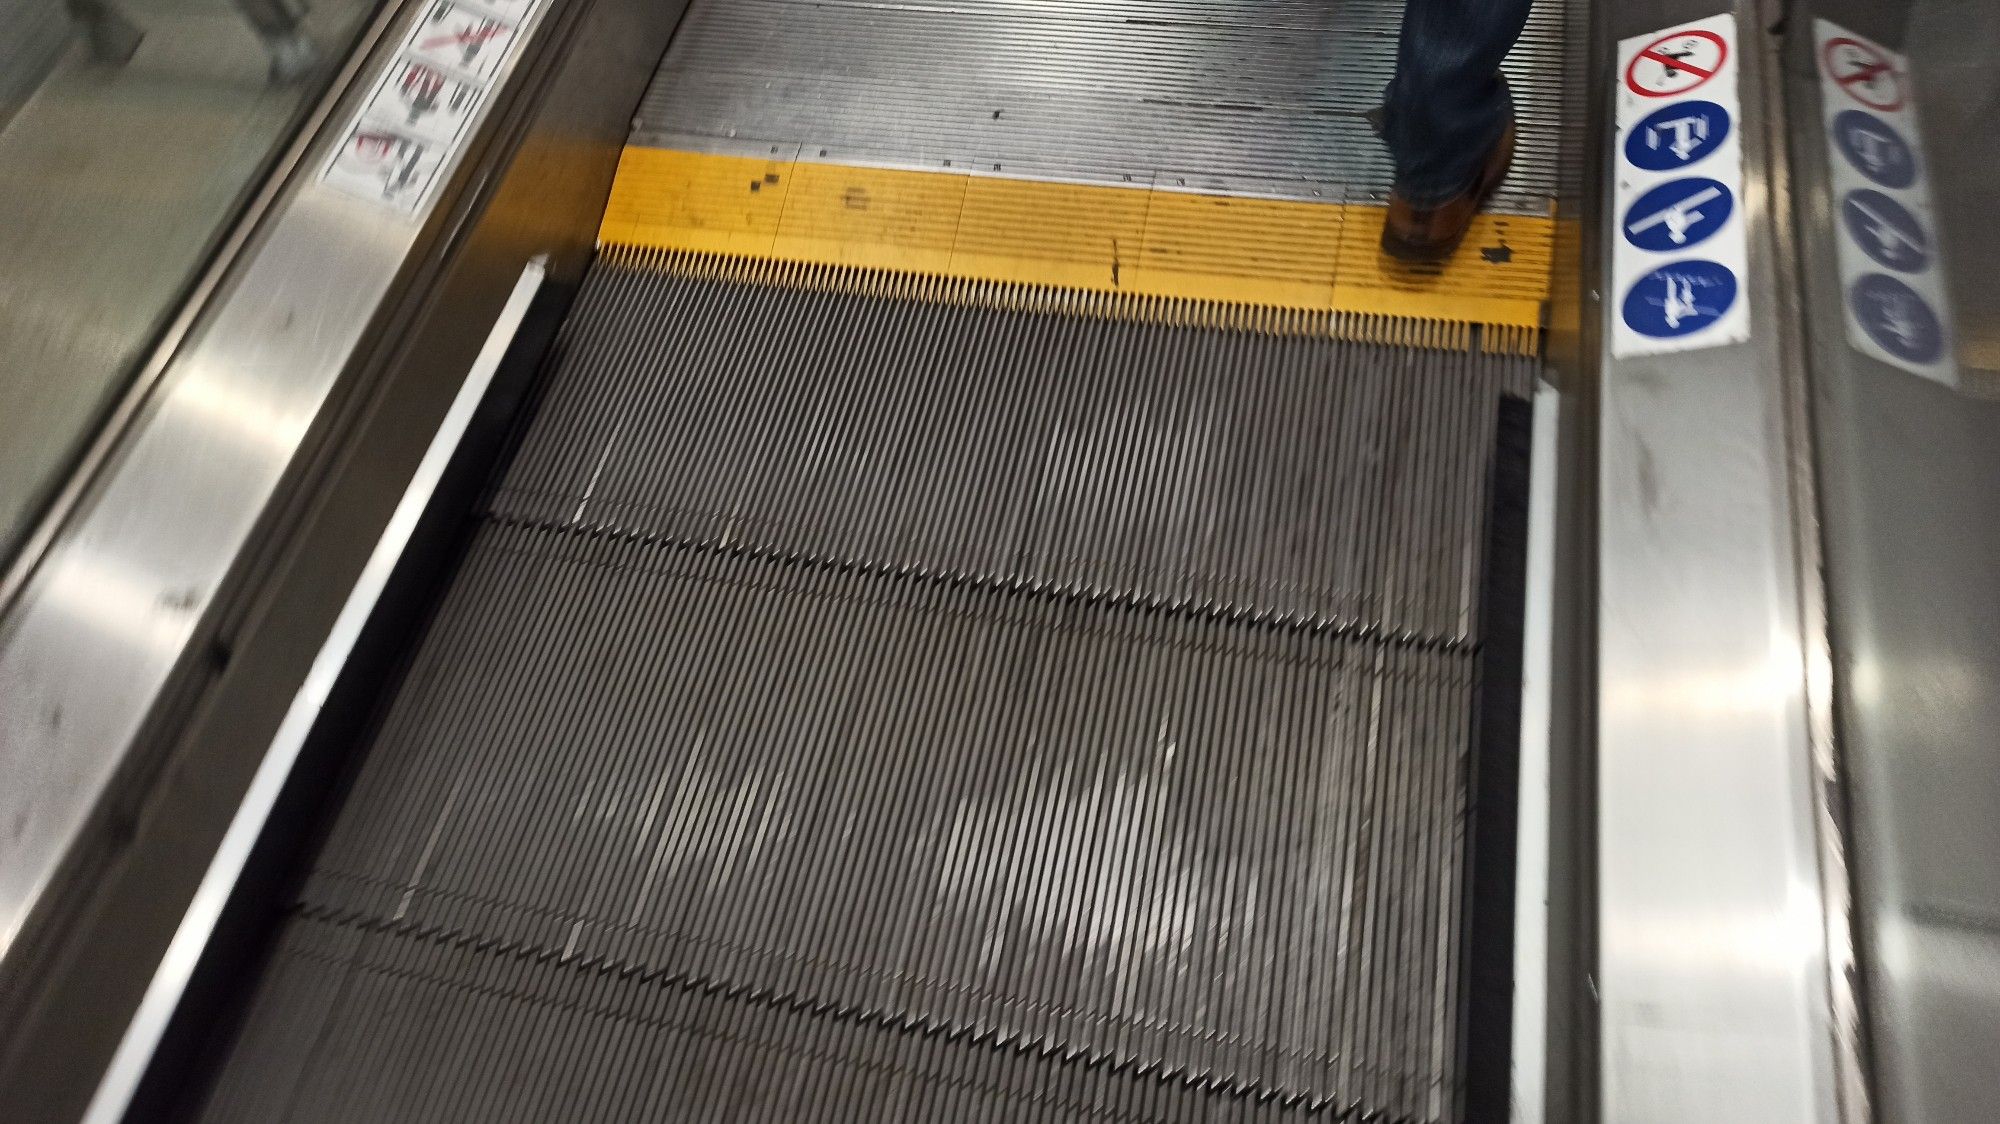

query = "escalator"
[23,0,1995,1116]
[41,0,1564,1120]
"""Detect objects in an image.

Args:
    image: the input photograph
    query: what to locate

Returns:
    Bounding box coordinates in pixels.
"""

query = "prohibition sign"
[1822,37,1905,111]
[1626,29,1728,98]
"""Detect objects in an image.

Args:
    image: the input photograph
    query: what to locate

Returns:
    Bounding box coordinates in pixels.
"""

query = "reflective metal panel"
[0,0,561,1008]
[82,259,545,1124]
[1787,1,2000,1119]
[0,0,684,1105]
[1596,1,1842,1120]
[1511,381,1563,1124]
[0,0,385,561]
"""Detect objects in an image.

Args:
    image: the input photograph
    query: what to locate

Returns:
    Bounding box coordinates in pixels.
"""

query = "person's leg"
[1377,0,1534,259]
[232,0,320,83]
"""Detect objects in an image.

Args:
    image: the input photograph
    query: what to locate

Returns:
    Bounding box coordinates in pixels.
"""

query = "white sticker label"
[324,122,449,211]
[463,0,537,20]
[367,57,485,146]
[1814,20,1958,386]
[320,0,545,214]
[406,1,516,81]
[1610,14,1751,358]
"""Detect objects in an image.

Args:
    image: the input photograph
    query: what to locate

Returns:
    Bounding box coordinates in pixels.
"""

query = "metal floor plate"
[191,262,1533,1124]
[633,0,1566,211]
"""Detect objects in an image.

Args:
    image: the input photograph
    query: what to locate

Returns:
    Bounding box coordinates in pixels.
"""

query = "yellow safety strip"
[599,147,1554,354]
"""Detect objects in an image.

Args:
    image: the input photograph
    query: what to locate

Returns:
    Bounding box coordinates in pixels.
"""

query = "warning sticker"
[324,123,448,211]
[1622,177,1734,253]
[407,1,516,82]
[1624,100,1730,171]
[465,0,537,19]
[1822,36,1905,112]
[1841,190,1929,273]
[364,57,485,146]
[1814,20,1956,385]
[1611,14,1749,358]
[1830,110,1915,189]
[1625,28,1728,98]
[321,0,548,214]
[1621,260,1738,340]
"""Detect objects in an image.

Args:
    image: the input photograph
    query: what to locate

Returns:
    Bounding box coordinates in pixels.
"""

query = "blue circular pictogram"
[1840,189,1930,273]
[1621,259,1738,339]
[1831,111,1916,189]
[1622,177,1735,252]
[1849,273,1945,365]
[1624,100,1732,171]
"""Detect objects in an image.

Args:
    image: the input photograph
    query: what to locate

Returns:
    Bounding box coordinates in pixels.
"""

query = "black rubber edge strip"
[1458,393,1534,1123]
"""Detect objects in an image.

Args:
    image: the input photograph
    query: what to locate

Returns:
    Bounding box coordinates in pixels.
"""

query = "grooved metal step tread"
[202,524,1478,1123]
[191,260,1532,1124]
[495,260,1533,645]
[206,911,1399,1123]
[607,0,1568,348]
[633,0,1566,213]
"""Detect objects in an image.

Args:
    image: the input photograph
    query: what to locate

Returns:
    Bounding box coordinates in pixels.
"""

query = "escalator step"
[496,261,1532,644]
[192,258,1529,1124]
[633,0,1569,213]
[205,524,1475,1122]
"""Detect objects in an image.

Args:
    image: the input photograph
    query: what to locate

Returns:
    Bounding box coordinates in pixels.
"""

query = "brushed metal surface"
[1595,3,1841,1122]
[0,0,562,1021]
[1789,1,2000,1120]
[0,0,685,1104]
[0,0,383,565]
[632,0,1568,211]
[83,258,546,1124]
[1509,382,1560,1124]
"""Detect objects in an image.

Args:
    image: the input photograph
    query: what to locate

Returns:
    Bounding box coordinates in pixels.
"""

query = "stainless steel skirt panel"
[632,0,1567,210]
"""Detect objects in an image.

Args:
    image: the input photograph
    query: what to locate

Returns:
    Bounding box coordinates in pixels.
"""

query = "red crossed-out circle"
[1822,37,1905,111]
[1625,29,1729,98]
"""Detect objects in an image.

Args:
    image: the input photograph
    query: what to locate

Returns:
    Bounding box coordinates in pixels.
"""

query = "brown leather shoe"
[1380,124,1517,264]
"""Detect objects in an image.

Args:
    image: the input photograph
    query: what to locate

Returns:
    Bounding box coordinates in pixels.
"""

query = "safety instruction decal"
[1612,14,1750,357]
[1815,21,1956,385]
[1624,28,1728,99]
[322,0,545,215]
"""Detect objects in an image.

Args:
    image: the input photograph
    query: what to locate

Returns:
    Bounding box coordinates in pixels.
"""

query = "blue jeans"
[1380,0,1534,206]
